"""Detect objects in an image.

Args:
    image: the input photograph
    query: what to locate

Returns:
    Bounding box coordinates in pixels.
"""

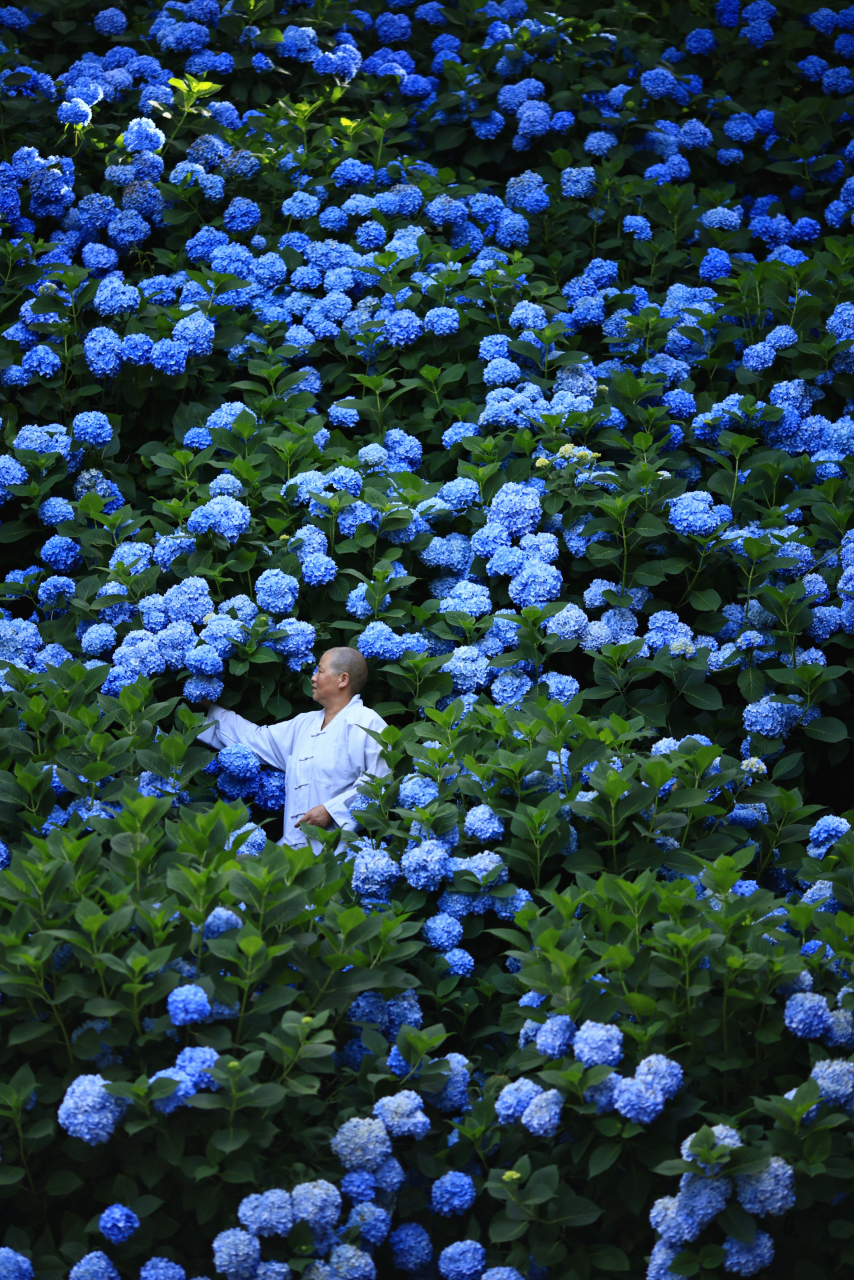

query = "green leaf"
[689,588,722,611]
[44,1170,82,1195]
[805,717,848,743]
[552,1193,602,1226]
[438,363,466,388]
[522,1165,560,1204]
[589,1246,630,1272]
[589,1143,621,1178]
[717,1203,756,1246]
[251,985,298,1015]
[488,1211,531,1242]
[131,1195,164,1218]
[83,998,127,1017]
[210,1127,250,1154]
[653,1160,694,1176]
[247,1083,287,1108]
[683,683,723,711]
[8,1022,52,1046]
[737,668,766,703]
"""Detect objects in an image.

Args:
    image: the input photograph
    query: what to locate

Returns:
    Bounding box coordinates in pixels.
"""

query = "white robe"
[198,695,389,851]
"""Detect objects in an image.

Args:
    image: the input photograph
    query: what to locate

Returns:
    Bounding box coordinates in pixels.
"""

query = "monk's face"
[311,653,348,704]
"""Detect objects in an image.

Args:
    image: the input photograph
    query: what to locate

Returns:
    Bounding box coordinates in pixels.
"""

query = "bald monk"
[197,647,389,851]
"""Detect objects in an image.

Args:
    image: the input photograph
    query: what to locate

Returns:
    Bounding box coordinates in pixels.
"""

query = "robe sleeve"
[322,713,390,830]
[196,705,298,771]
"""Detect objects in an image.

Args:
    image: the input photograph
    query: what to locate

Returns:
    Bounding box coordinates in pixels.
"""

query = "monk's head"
[311,646,368,705]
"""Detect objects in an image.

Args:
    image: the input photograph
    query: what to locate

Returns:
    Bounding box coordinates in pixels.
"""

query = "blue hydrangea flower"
[636,1054,684,1099]
[373,1090,430,1138]
[212,1230,260,1280]
[0,1253,34,1280]
[38,497,74,526]
[398,774,440,808]
[650,1173,732,1247]
[437,1240,485,1280]
[520,1088,563,1137]
[255,569,299,615]
[494,1075,540,1126]
[41,535,81,572]
[668,491,732,537]
[489,482,541,536]
[573,1021,624,1067]
[440,645,490,693]
[166,984,212,1026]
[721,1230,774,1275]
[99,1205,140,1244]
[69,1254,119,1280]
[326,1245,375,1280]
[423,912,464,950]
[58,1074,127,1144]
[401,840,451,890]
[331,1117,393,1170]
[680,1123,741,1170]
[162,577,212,625]
[187,496,251,544]
[175,1046,221,1089]
[784,992,832,1039]
[624,214,652,240]
[292,1179,342,1229]
[94,7,127,33]
[59,99,92,126]
[561,167,596,197]
[301,552,337,585]
[464,804,504,842]
[341,1171,377,1203]
[424,306,459,335]
[613,1076,666,1124]
[384,311,422,347]
[506,170,549,213]
[238,1190,294,1237]
[389,1224,432,1272]
[374,1155,405,1193]
[357,621,407,661]
[810,1057,854,1109]
[109,541,152,575]
[124,116,165,152]
[807,814,850,857]
[535,1015,577,1058]
[735,1156,795,1216]
[150,1067,196,1115]
[346,1202,390,1246]
[439,581,492,617]
[431,1171,476,1216]
[442,947,474,976]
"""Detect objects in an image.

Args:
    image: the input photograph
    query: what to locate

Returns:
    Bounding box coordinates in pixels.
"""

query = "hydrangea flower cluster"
[2,0,854,1274]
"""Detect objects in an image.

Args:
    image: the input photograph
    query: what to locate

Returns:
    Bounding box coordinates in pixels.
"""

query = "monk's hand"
[295,804,333,830]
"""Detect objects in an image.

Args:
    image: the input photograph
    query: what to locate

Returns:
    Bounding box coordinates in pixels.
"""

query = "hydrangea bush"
[2,0,854,1277]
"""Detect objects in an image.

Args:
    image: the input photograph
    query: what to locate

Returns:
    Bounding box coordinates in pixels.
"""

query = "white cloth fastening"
[197,694,389,851]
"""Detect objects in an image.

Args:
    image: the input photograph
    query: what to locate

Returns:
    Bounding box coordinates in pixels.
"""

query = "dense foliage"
[3,0,854,1278]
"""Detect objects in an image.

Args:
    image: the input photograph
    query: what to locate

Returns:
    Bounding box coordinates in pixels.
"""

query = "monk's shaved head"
[323,646,368,693]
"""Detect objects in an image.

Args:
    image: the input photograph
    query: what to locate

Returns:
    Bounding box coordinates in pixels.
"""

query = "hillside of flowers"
[5,0,854,1277]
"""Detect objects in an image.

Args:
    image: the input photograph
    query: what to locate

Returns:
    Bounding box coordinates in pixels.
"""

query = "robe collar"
[313,693,364,733]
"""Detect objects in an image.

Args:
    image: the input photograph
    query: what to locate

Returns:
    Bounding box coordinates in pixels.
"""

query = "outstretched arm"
[196,704,297,772]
